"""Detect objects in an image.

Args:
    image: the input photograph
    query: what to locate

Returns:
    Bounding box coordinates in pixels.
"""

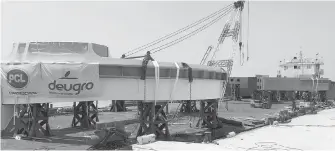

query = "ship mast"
[299,50,304,75]
[315,53,321,79]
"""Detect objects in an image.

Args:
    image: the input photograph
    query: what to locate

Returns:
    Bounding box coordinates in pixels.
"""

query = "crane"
[121,0,249,112]
[179,1,247,113]
[200,0,247,110]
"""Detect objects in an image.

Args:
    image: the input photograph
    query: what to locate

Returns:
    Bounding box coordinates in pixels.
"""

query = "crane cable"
[125,3,233,56]
[239,7,244,66]
[124,4,234,57]
[229,13,240,65]
[240,0,251,65]
[150,6,234,54]
[209,9,238,62]
[225,9,241,71]
[246,0,250,61]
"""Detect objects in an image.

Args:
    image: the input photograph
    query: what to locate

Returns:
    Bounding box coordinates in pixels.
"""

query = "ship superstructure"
[277,51,324,78]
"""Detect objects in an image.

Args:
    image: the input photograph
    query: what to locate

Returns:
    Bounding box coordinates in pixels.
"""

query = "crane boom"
[200,46,213,65]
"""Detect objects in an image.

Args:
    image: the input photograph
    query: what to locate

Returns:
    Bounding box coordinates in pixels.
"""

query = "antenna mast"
[299,50,304,75]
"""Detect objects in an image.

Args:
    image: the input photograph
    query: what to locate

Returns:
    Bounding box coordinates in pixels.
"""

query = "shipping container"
[225,77,257,98]
[327,81,335,100]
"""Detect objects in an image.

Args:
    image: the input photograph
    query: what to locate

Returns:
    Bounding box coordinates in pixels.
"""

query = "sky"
[1,1,335,80]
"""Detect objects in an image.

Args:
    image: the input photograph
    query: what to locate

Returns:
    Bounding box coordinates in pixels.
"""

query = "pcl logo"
[7,69,29,89]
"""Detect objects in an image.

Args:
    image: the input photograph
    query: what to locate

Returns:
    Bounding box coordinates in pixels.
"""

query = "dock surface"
[133,108,335,151]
